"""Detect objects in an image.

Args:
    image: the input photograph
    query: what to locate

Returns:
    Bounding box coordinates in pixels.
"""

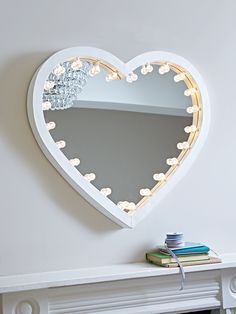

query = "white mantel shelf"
[1,254,236,314]
[0,253,236,294]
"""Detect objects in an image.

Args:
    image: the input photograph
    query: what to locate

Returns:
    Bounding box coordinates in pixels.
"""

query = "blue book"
[159,242,210,255]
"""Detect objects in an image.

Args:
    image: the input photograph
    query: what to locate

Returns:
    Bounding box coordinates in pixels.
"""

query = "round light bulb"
[153,173,166,181]
[56,140,66,149]
[100,188,112,196]
[89,62,100,77]
[44,81,55,91]
[159,64,170,74]
[184,88,197,96]
[131,72,138,81]
[126,74,133,83]
[177,141,189,150]
[174,72,185,82]
[166,158,179,166]
[84,173,96,182]
[71,58,83,70]
[46,121,56,130]
[184,125,197,133]
[127,202,136,211]
[42,101,52,111]
[53,64,65,76]
[69,158,80,166]
[141,66,148,75]
[106,72,118,82]
[186,105,199,114]
[117,201,126,210]
[140,188,152,197]
[146,63,153,72]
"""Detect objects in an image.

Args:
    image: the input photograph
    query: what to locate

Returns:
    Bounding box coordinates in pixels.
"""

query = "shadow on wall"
[0,52,121,233]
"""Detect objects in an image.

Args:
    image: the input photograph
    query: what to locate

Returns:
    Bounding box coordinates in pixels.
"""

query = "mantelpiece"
[1,254,236,313]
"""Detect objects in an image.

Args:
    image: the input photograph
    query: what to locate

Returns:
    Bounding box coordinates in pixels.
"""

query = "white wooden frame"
[27,47,210,228]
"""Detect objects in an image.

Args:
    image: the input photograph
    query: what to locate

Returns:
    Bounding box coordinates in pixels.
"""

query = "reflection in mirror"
[43,58,202,213]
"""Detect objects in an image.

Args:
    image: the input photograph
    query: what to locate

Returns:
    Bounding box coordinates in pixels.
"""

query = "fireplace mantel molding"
[1,254,236,314]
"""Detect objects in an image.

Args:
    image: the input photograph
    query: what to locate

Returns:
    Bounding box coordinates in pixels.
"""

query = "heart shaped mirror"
[28,47,210,228]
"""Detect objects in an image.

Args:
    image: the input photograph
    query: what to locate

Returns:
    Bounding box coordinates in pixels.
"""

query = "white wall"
[0,0,235,275]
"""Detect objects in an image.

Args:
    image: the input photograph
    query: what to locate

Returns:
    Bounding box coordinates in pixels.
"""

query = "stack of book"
[146,242,221,268]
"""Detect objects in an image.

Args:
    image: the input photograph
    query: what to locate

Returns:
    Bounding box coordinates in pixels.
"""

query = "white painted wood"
[221,268,236,309]
[2,254,236,314]
[1,271,220,314]
[2,290,48,314]
[27,47,211,228]
[0,254,235,294]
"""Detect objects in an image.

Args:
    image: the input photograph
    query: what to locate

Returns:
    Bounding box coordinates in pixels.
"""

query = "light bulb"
[126,72,138,83]
[146,63,153,73]
[44,81,55,91]
[127,202,136,210]
[100,188,112,196]
[131,72,138,81]
[84,173,96,182]
[140,188,152,197]
[42,101,52,110]
[89,62,100,77]
[166,158,179,166]
[174,72,185,82]
[141,63,153,75]
[159,64,170,74]
[105,72,118,82]
[117,201,136,210]
[141,66,148,75]
[186,105,199,114]
[56,140,66,149]
[126,74,133,83]
[46,121,56,130]
[177,141,190,150]
[184,87,197,96]
[153,173,166,181]
[71,58,83,70]
[117,201,126,210]
[184,125,197,133]
[69,158,80,166]
[53,64,65,76]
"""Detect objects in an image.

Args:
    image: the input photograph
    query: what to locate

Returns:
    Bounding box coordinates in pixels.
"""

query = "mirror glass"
[43,58,199,212]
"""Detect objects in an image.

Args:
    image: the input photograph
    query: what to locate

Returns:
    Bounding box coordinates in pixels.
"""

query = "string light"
[53,64,65,76]
[46,121,56,130]
[184,125,197,133]
[89,62,100,77]
[117,201,136,211]
[126,72,138,83]
[42,101,52,110]
[84,173,96,182]
[186,105,199,114]
[40,58,201,213]
[71,58,83,70]
[184,87,197,96]
[174,72,185,82]
[105,72,118,82]
[159,63,170,74]
[56,140,66,149]
[140,188,152,196]
[141,63,153,75]
[177,141,190,150]
[166,158,179,166]
[69,158,80,166]
[44,81,55,91]
[100,188,112,196]
[153,173,166,181]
